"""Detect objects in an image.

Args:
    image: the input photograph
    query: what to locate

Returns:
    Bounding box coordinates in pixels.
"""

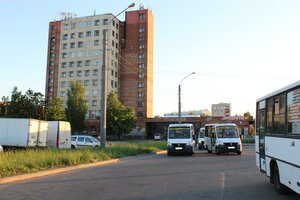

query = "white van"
[167,124,195,156]
[204,123,242,155]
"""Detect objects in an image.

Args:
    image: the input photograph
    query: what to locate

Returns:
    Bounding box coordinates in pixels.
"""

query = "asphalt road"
[0,145,299,200]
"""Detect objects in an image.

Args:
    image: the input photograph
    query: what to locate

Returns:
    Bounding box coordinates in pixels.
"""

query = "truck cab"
[167,124,195,156]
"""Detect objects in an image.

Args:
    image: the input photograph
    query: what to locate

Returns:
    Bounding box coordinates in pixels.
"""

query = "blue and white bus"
[255,80,300,194]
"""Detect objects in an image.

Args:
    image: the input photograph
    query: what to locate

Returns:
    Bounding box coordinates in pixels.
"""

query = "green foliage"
[65,81,88,133]
[0,87,45,119]
[0,141,166,178]
[45,97,65,121]
[243,111,252,117]
[107,92,137,140]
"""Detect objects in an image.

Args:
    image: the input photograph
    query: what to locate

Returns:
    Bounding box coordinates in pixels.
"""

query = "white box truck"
[47,121,71,149]
[0,118,48,148]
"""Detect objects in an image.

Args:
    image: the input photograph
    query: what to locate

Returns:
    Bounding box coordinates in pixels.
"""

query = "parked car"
[71,135,101,149]
[154,133,162,140]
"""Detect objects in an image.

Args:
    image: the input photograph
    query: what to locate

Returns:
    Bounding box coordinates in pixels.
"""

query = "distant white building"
[163,109,211,117]
[212,103,231,116]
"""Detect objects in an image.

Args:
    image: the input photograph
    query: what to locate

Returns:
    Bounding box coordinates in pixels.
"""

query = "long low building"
[144,116,254,139]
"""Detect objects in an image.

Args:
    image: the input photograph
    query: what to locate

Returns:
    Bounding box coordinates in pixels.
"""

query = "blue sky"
[1,0,300,116]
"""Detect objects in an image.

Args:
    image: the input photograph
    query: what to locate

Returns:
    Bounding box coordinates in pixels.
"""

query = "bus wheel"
[273,164,289,194]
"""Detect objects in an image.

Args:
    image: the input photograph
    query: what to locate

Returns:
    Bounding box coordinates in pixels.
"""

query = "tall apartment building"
[120,8,153,130]
[211,103,231,117]
[45,6,153,134]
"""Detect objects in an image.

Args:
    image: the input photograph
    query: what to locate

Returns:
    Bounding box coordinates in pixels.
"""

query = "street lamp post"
[178,72,195,123]
[100,3,135,148]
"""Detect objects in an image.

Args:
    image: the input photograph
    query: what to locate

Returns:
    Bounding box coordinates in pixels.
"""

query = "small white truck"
[47,121,71,149]
[0,118,48,148]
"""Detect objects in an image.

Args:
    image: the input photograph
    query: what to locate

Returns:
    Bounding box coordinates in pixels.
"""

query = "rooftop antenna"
[94,10,96,16]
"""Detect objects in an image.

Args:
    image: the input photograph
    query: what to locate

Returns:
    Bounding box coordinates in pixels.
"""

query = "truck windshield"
[216,126,239,138]
[168,127,191,139]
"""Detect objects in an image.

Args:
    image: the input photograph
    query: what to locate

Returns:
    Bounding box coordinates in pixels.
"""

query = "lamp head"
[128,3,135,8]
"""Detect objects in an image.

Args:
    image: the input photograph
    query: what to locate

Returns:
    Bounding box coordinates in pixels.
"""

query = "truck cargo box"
[47,121,71,149]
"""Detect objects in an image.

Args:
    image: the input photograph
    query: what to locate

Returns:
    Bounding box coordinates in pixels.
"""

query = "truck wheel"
[216,147,220,155]
[237,151,242,155]
[207,150,212,153]
[71,145,76,149]
[167,151,172,156]
[273,164,289,194]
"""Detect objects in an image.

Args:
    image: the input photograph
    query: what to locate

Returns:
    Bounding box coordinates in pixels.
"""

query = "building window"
[138,82,144,88]
[69,62,74,68]
[63,34,68,40]
[137,111,143,117]
[115,43,118,49]
[92,90,98,96]
[138,35,144,42]
[60,91,66,97]
[78,41,83,48]
[62,53,67,58]
[94,40,99,46]
[50,53,55,58]
[92,100,97,106]
[111,80,114,88]
[50,61,55,66]
[69,71,74,77]
[86,40,91,47]
[138,54,144,59]
[61,72,66,78]
[62,43,67,49]
[71,33,76,39]
[85,60,90,66]
[115,81,117,88]
[85,70,90,77]
[70,52,75,58]
[138,13,145,20]
[93,69,98,76]
[94,50,99,56]
[70,42,75,48]
[84,80,89,86]
[111,70,114,76]
[94,30,100,36]
[138,72,145,78]
[78,51,83,57]
[61,81,66,87]
[51,25,56,30]
[94,20,100,26]
[138,92,144,98]
[77,61,82,67]
[92,79,98,86]
[71,23,76,29]
[86,31,92,37]
[62,62,67,68]
[138,44,144,49]
[78,32,83,38]
[93,60,99,66]
[77,71,82,77]
[86,51,90,57]
[138,26,145,32]
[138,101,144,107]
[103,19,108,25]
[138,63,145,69]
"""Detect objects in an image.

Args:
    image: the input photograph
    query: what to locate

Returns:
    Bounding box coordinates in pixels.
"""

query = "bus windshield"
[168,127,191,139]
[216,126,239,138]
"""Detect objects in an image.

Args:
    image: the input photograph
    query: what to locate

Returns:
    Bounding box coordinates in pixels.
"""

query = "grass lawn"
[0,141,167,178]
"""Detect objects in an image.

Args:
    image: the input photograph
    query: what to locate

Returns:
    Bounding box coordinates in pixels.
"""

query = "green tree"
[0,96,10,117]
[45,97,65,121]
[107,92,136,140]
[243,111,252,118]
[65,81,88,133]
[6,87,45,119]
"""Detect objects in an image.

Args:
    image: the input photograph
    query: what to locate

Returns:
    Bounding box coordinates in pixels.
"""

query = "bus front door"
[258,109,266,172]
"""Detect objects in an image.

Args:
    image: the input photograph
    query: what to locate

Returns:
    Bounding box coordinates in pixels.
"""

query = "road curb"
[155,150,167,155]
[0,159,119,185]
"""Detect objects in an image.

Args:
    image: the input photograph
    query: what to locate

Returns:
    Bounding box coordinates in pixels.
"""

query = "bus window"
[287,88,300,134]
